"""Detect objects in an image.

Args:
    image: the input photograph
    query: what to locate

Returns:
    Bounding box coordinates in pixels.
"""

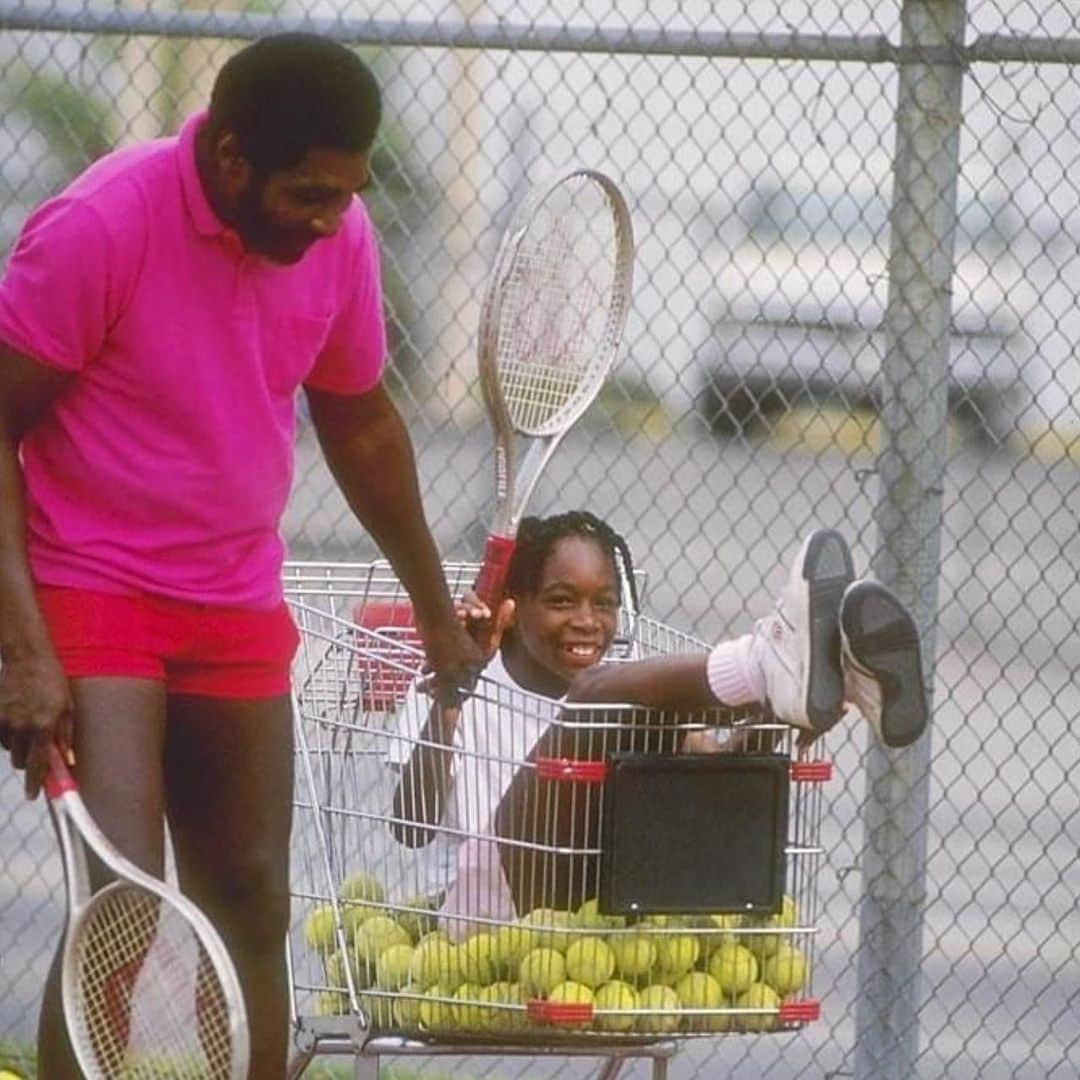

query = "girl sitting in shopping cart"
[387,510,926,930]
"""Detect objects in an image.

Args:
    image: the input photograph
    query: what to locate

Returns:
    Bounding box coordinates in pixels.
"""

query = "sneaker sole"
[840,581,929,748]
[793,529,855,731]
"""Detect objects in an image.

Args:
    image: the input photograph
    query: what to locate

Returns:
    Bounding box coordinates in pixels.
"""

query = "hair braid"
[505,511,639,611]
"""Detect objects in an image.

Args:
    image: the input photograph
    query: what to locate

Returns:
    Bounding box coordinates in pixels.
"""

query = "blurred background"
[1,2,1078,1078]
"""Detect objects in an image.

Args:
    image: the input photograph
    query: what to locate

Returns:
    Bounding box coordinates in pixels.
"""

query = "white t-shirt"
[387,651,558,905]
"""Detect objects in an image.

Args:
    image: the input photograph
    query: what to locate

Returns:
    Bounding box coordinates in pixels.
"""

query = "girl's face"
[505,535,620,696]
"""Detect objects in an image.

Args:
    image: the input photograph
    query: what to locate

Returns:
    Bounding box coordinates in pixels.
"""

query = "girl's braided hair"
[505,511,639,612]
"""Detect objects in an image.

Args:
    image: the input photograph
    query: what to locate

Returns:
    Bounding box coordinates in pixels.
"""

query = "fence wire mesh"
[1,2,1078,1079]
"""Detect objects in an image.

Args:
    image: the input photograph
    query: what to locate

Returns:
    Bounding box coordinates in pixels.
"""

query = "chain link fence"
[1,1,1078,1077]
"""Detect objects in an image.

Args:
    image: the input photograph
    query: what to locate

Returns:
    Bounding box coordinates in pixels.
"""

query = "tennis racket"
[473,169,635,606]
[45,745,249,1079]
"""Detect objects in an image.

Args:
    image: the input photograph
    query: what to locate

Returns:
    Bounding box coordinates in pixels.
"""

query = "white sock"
[706,634,765,705]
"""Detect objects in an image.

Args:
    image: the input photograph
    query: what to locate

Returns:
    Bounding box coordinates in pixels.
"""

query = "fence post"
[854,1,965,1077]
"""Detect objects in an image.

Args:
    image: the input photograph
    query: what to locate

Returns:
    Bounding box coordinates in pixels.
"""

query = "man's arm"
[0,345,76,796]
[305,382,485,694]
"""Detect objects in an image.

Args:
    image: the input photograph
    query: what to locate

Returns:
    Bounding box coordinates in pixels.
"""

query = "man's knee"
[193,847,291,947]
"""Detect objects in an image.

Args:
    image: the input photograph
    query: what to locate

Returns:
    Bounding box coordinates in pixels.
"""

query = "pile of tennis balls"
[303,877,810,1035]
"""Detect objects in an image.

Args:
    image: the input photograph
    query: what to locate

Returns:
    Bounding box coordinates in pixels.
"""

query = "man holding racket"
[0,33,483,1078]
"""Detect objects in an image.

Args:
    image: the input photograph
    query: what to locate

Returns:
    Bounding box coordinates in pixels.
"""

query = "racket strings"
[69,884,234,1078]
[496,180,624,433]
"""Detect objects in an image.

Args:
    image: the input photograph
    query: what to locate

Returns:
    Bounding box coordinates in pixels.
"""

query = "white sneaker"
[839,580,929,748]
[756,529,855,731]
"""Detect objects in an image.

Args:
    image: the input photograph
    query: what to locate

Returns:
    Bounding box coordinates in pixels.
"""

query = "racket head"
[478,169,634,440]
[61,879,249,1079]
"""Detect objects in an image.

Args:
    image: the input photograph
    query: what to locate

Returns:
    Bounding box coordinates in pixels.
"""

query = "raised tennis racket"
[473,169,635,606]
[45,745,249,1079]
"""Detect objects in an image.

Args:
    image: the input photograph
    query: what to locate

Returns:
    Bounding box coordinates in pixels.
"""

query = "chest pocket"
[263,311,333,395]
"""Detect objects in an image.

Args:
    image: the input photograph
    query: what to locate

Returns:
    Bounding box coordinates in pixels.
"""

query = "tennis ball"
[339,871,387,905]
[761,943,808,996]
[636,984,682,1033]
[303,905,339,953]
[322,947,348,987]
[654,933,700,978]
[674,971,728,1033]
[452,981,488,1029]
[708,943,759,996]
[607,932,657,980]
[315,990,349,1016]
[575,897,626,930]
[460,931,498,984]
[484,980,528,1030]
[0,1072,25,1080]
[699,913,741,958]
[518,947,567,996]
[743,895,799,958]
[392,984,424,1028]
[593,980,639,1032]
[418,985,456,1030]
[341,902,384,941]
[564,938,617,988]
[522,907,575,951]
[546,981,595,1029]
[353,915,411,967]
[409,936,463,992]
[734,981,781,1032]
[396,895,439,942]
[375,943,416,990]
[491,922,538,973]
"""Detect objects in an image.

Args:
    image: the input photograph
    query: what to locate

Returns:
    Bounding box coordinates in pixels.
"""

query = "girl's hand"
[455,590,515,659]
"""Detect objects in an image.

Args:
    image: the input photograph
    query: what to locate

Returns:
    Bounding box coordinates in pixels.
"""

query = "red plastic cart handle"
[535,758,610,783]
[778,999,821,1023]
[790,761,833,782]
[527,999,595,1025]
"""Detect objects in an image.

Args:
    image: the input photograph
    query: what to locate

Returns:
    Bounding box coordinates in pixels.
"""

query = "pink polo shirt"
[0,111,386,609]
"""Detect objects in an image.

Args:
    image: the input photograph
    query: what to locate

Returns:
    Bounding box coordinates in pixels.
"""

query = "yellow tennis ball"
[575,897,626,930]
[734,981,782,1032]
[522,907,575,951]
[409,936,464,991]
[338,871,387,905]
[518,947,567,996]
[484,980,528,1030]
[564,938,617,989]
[593,980,639,1032]
[655,933,700,977]
[418,985,456,1030]
[607,932,657,980]
[674,971,728,1032]
[460,931,498,984]
[392,983,425,1028]
[546,981,595,1029]
[636,984,682,1033]
[353,915,411,967]
[303,904,339,953]
[708,943,759,996]
[761,943,808,996]
[375,943,416,990]
[452,981,488,1029]
[492,922,538,972]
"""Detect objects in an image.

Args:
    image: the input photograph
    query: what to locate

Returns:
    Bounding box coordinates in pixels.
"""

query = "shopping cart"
[284,561,828,1079]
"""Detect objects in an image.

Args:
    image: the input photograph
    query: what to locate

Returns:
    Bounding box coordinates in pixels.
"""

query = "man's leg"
[164,693,294,1080]
[37,677,168,1080]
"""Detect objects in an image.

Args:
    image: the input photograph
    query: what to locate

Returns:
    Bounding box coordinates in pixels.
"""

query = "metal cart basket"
[284,561,828,1079]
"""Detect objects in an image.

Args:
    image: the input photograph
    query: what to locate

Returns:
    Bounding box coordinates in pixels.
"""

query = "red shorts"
[37,587,299,699]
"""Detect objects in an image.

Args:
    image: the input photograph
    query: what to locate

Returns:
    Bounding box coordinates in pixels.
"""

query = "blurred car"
[693,182,1039,440]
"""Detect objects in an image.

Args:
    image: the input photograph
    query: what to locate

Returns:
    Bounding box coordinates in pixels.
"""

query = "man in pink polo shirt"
[0,34,484,1077]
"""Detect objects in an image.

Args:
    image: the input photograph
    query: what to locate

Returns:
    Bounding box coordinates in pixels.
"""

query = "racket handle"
[474,534,517,607]
[44,743,77,800]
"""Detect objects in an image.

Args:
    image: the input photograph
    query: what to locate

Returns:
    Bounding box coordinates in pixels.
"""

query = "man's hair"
[506,511,639,612]
[209,33,381,171]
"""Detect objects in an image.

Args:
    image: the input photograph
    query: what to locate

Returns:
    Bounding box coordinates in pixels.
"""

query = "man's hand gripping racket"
[472,169,635,612]
[45,745,249,1079]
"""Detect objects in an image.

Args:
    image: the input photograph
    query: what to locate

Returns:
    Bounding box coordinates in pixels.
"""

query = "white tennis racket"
[472,168,635,606]
[45,745,249,1079]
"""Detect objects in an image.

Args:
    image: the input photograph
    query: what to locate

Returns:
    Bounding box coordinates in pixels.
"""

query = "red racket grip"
[474,534,517,607]
[44,744,77,800]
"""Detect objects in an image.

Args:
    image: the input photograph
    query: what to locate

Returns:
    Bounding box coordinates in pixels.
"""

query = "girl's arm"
[564,654,717,709]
